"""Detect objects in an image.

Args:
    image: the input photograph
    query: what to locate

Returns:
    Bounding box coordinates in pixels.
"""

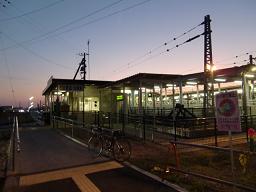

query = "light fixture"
[234,80,242,84]
[54,92,63,95]
[245,74,254,78]
[237,89,243,94]
[166,84,175,87]
[186,81,197,85]
[206,64,216,72]
[121,90,132,94]
[251,67,256,72]
[214,78,226,82]
[185,85,195,88]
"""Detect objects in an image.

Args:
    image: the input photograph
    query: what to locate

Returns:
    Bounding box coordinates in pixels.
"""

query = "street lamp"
[28,96,34,111]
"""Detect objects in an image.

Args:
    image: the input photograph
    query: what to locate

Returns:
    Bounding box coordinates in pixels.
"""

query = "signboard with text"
[215,91,241,132]
[59,84,83,91]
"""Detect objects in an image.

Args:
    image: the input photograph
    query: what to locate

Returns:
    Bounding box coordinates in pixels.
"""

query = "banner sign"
[215,91,241,132]
[60,84,83,91]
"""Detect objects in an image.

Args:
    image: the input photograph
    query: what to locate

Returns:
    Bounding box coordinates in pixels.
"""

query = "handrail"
[15,116,20,152]
[170,140,256,155]
[4,115,21,176]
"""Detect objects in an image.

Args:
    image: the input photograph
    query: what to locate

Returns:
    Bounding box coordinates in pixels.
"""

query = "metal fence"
[130,140,256,191]
[52,113,256,191]
[54,111,256,150]
[2,115,21,178]
[52,116,92,145]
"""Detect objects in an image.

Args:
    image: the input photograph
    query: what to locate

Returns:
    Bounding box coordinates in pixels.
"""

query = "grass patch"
[129,139,256,191]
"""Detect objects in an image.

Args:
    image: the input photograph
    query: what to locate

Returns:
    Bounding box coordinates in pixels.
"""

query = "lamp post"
[28,96,34,111]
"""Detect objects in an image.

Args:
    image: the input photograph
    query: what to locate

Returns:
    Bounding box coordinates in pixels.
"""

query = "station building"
[42,63,256,121]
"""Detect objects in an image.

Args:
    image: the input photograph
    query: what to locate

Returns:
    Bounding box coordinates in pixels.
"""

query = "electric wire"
[0,0,64,22]
[1,32,73,70]
[215,51,256,64]
[37,0,125,36]
[0,6,76,70]
[0,33,17,107]
[113,22,203,73]
[0,0,150,52]
[215,51,256,68]
[216,59,250,67]
[5,1,78,53]
[114,32,203,76]
[49,0,153,37]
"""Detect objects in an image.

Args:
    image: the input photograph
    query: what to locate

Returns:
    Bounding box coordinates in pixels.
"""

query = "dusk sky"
[0,0,255,107]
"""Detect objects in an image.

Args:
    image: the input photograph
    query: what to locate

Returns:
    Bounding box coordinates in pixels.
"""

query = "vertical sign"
[215,91,241,132]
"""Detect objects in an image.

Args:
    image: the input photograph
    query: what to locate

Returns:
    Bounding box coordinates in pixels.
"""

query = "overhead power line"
[0,33,17,107]
[0,0,64,22]
[40,0,125,36]
[51,0,153,36]
[215,50,256,66]
[113,22,203,73]
[1,32,73,70]
[0,0,152,52]
[114,32,203,75]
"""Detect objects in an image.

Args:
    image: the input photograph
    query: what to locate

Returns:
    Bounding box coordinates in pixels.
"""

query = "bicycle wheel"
[88,135,103,156]
[113,138,131,162]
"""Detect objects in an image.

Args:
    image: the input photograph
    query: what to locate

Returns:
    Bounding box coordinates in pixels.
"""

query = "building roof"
[107,73,182,89]
[182,64,254,84]
[42,77,113,95]
[43,64,255,95]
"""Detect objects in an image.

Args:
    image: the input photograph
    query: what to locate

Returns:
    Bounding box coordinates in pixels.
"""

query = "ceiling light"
[215,78,226,82]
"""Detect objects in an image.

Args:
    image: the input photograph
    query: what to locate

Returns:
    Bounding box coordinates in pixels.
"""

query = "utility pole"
[249,55,255,65]
[203,15,214,116]
[87,40,90,80]
[73,50,88,127]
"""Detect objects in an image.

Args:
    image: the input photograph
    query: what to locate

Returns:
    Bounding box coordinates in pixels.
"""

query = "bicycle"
[88,126,131,162]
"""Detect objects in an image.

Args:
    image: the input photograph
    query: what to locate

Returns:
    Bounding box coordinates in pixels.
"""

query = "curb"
[123,161,188,192]
[60,131,188,192]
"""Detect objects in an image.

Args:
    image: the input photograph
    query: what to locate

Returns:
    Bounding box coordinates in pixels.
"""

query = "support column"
[110,87,113,128]
[242,74,249,116]
[152,85,156,140]
[99,89,102,112]
[144,88,147,109]
[138,80,143,114]
[252,80,255,100]
[196,84,200,106]
[110,87,113,113]
[172,83,175,108]
[218,83,221,92]
[164,87,167,108]
[160,83,163,110]
[131,90,135,108]
[122,84,126,131]
[179,78,183,104]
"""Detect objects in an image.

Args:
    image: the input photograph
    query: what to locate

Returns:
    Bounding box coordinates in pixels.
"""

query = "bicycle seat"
[91,126,102,134]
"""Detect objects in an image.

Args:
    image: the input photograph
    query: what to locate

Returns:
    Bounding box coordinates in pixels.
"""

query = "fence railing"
[52,113,256,191]
[52,116,92,144]
[166,140,256,191]
[4,115,20,176]
[53,111,255,150]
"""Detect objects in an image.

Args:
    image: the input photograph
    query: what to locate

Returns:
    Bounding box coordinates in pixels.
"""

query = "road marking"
[19,161,122,187]
[73,174,101,192]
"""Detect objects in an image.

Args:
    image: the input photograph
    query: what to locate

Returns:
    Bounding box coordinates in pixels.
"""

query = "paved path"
[4,128,181,192]
[15,128,107,174]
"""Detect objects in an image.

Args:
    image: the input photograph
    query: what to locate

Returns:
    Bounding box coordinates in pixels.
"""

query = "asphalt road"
[6,128,181,192]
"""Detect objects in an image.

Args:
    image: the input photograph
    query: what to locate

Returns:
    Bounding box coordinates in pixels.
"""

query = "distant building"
[0,106,13,112]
